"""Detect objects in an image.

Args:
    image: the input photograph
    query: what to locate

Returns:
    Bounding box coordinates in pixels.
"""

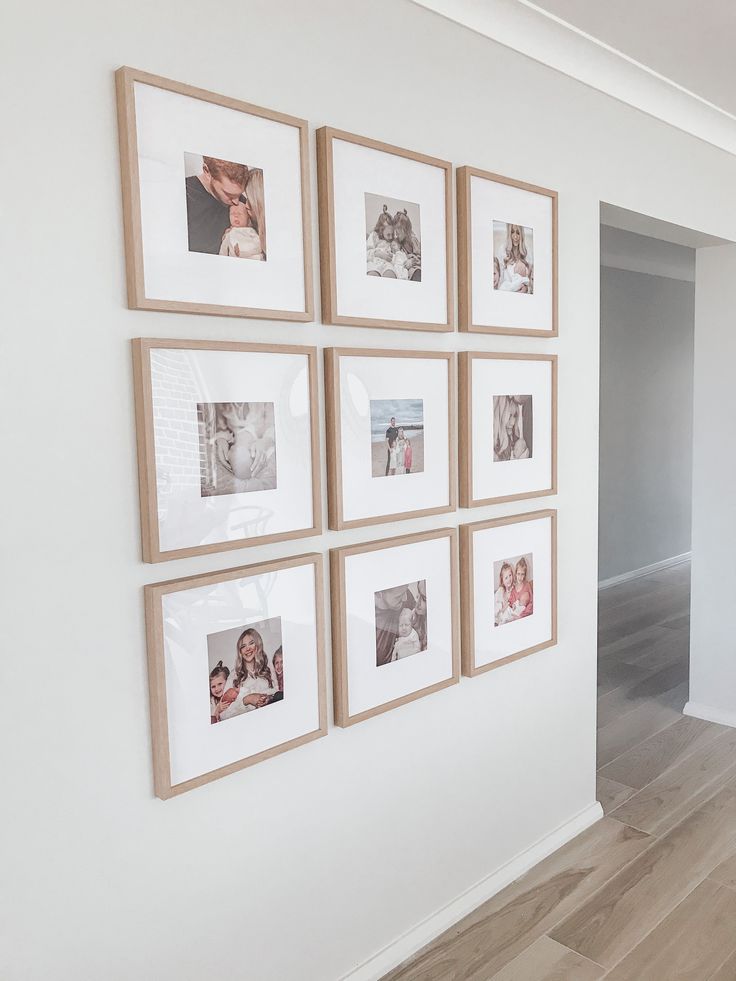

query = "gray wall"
[599,238,695,581]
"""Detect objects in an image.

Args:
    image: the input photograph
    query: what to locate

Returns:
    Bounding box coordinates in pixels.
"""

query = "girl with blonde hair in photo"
[497,223,533,293]
[509,557,534,619]
[494,562,516,626]
[493,396,530,462]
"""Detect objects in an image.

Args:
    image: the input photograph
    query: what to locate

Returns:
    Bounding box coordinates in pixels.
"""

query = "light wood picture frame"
[133,338,322,562]
[460,509,557,677]
[457,165,558,336]
[116,66,314,321]
[145,552,328,799]
[459,351,557,508]
[324,347,457,530]
[331,527,460,727]
[316,126,454,331]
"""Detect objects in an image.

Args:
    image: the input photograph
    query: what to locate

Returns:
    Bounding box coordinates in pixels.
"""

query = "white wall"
[687,245,736,728]
[4,2,736,980]
[599,237,695,582]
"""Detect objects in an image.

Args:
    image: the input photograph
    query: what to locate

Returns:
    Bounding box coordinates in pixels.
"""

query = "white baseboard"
[338,800,604,981]
[684,700,736,729]
[598,551,691,591]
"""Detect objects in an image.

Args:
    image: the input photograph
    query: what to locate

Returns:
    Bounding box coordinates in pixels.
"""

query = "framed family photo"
[459,352,557,508]
[324,348,456,529]
[116,67,313,320]
[457,166,557,335]
[317,127,453,331]
[460,510,556,676]
[145,553,327,798]
[132,338,321,562]
[331,528,460,727]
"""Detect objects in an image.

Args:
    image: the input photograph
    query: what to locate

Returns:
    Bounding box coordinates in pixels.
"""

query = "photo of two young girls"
[207,616,284,725]
[493,553,534,628]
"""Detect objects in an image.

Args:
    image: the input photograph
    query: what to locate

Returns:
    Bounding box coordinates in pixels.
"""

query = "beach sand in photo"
[371,432,425,477]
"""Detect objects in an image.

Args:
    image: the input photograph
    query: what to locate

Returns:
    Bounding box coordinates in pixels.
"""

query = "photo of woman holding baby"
[184,153,267,261]
[493,554,534,627]
[374,579,428,666]
[197,400,277,497]
[492,221,534,294]
[365,193,422,282]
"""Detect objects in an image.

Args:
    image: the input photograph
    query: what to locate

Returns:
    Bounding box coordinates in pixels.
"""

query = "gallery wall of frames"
[118,65,559,799]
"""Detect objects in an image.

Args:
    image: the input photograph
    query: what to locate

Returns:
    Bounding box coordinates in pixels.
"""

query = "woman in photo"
[494,562,516,627]
[497,224,533,293]
[493,396,530,462]
[509,557,534,619]
[220,627,277,718]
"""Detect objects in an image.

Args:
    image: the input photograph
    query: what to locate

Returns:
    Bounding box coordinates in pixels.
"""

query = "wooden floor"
[383,563,736,980]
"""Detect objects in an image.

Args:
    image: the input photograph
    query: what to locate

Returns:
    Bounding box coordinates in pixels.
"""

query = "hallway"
[384,564,736,979]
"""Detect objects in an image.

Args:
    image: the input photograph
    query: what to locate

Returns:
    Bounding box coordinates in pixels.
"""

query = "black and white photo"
[374,579,428,666]
[493,395,533,461]
[197,401,277,497]
[365,193,421,282]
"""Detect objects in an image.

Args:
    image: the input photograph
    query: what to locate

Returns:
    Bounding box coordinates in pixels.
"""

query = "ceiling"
[528,0,736,117]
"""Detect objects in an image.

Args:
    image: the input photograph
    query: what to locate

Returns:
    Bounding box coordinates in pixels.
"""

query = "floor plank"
[597,658,653,698]
[610,728,736,835]
[709,853,736,890]
[597,715,720,789]
[489,936,603,980]
[382,819,651,981]
[549,783,736,969]
[596,682,689,769]
[596,659,689,730]
[603,878,736,980]
[596,776,635,816]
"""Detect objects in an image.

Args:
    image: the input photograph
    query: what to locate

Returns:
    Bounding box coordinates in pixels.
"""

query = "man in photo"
[185,156,248,255]
[385,415,398,476]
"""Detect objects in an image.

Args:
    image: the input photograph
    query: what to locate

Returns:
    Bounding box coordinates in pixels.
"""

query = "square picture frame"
[331,528,460,727]
[317,126,454,331]
[145,552,327,799]
[460,510,557,676]
[116,67,313,321]
[132,338,321,562]
[324,347,456,529]
[457,166,557,336]
[459,352,557,508]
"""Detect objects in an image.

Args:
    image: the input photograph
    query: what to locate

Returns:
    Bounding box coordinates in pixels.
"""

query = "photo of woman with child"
[184,153,267,260]
[492,221,534,294]
[207,618,284,725]
[365,193,422,282]
[197,400,277,497]
[493,394,533,462]
[370,398,425,478]
[374,579,428,667]
[493,554,534,627]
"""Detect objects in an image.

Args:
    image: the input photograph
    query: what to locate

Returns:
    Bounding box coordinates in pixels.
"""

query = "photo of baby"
[374,579,428,667]
[493,395,533,462]
[370,398,425,478]
[207,616,284,725]
[493,554,534,627]
[492,221,534,294]
[184,152,267,260]
[197,401,277,497]
[365,193,422,282]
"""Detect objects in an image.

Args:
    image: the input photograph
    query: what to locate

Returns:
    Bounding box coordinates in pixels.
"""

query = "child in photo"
[209,661,238,724]
[396,427,407,475]
[403,433,413,474]
[220,201,264,260]
[390,607,422,660]
[509,557,533,619]
[494,562,517,627]
[366,205,396,277]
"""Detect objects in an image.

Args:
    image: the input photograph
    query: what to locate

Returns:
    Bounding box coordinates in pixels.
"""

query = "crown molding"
[410,0,736,157]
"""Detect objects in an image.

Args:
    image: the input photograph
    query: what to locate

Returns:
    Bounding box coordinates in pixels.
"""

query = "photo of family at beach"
[492,221,534,294]
[184,153,267,261]
[374,580,428,667]
[369,399,424,478]
[365,193,422,282]
[197,401,277,497]
[207,616,284,725]
[493,395,533,462]
[493,554,534,627]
